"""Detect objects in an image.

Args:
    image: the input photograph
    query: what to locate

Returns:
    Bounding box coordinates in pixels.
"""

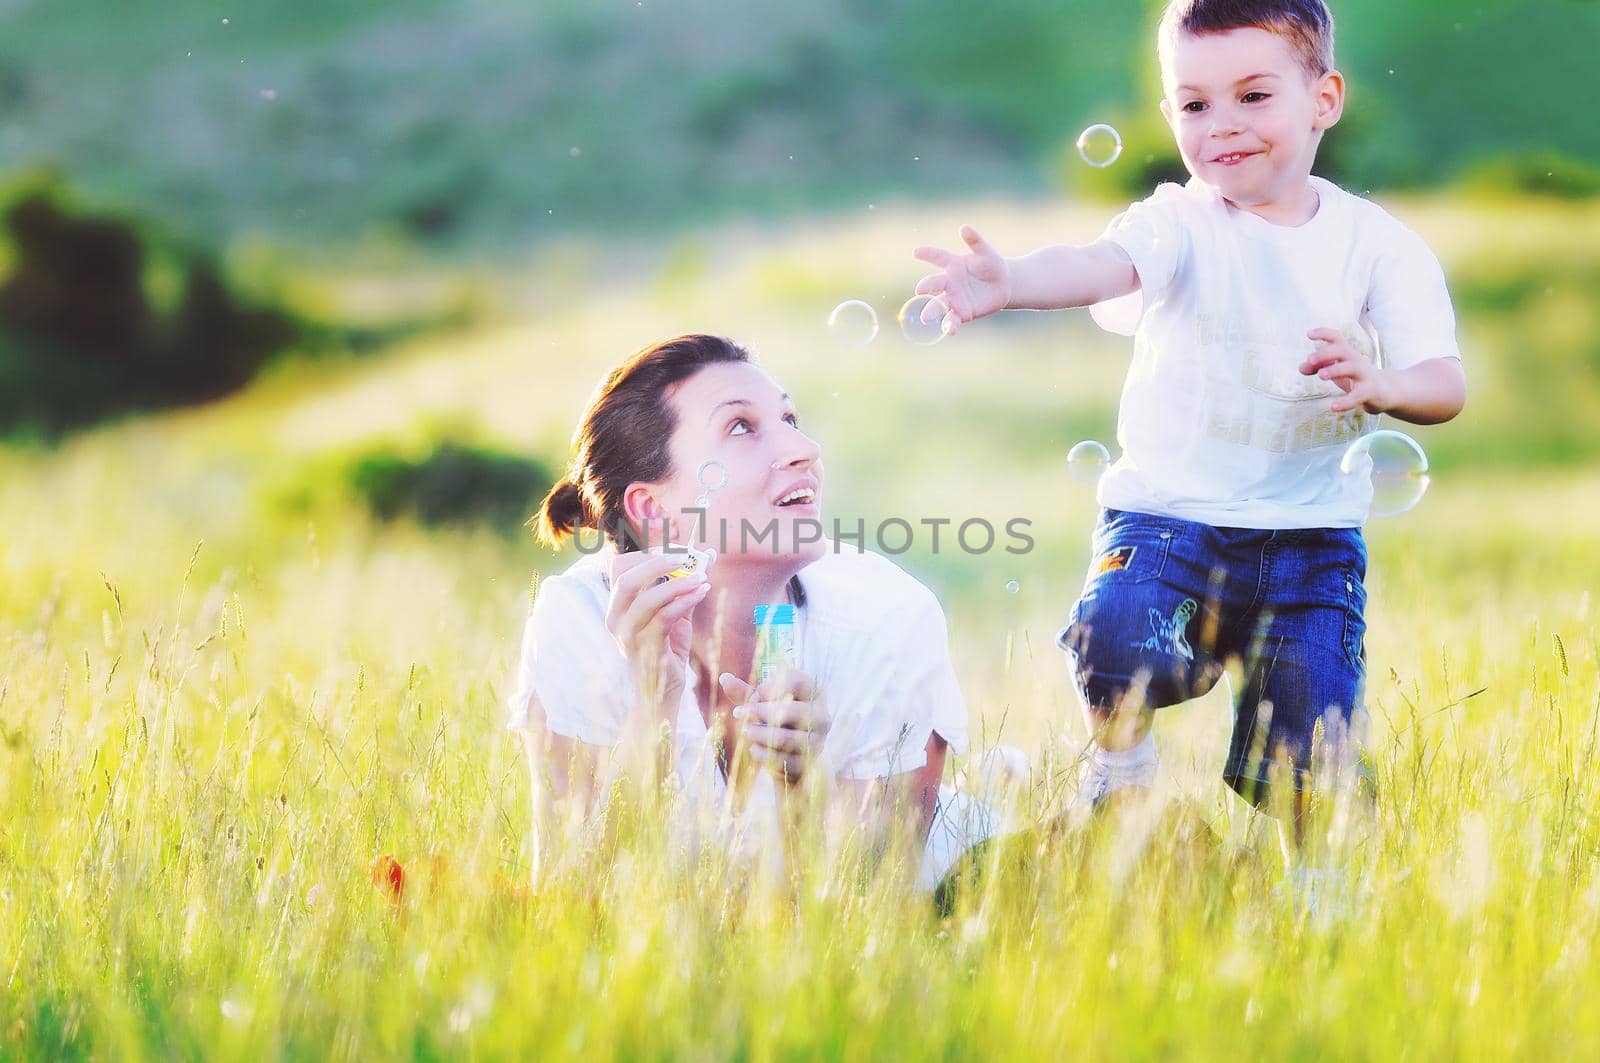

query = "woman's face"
[637,361,827,568]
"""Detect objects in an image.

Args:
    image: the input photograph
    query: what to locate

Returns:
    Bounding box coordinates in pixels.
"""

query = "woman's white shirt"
[505,544,970,772]
[505,544,985,887]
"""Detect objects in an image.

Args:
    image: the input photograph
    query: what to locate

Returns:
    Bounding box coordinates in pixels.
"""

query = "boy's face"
[1159,27,1344,218]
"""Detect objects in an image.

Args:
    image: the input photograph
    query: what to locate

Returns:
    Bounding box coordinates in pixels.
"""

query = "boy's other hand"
[912,225,1011,336]
[1302,327,1397,414]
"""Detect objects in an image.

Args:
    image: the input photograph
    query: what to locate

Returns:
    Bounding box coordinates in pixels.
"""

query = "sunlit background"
[3,0,1599,1055]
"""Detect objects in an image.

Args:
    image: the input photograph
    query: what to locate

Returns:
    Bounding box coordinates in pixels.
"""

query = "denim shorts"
[1058,507,1369,804]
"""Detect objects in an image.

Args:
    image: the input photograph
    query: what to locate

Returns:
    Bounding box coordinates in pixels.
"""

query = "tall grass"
[2,195,1598,1057]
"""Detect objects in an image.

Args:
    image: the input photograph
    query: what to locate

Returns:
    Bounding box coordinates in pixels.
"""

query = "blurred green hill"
[0,0,1594,254]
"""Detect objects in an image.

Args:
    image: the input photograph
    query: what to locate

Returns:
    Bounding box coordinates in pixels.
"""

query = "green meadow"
[2,189,1598,1056]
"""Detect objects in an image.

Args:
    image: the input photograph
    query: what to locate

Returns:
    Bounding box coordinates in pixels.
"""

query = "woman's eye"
[783,413,799,428]
[728,418,751,436]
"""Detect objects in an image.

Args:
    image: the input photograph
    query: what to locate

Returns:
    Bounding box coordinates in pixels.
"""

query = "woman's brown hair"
[535,334,752,551]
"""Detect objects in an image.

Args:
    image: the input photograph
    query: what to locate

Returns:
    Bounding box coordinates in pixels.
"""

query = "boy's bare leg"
[1265,718,1378,918]
[1072,676,1161,814]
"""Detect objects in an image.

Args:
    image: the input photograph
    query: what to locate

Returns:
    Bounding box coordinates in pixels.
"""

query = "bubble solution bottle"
[752,604,799,683]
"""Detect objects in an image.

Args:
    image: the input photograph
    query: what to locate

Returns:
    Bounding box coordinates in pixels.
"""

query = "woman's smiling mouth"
[773,482,819,513]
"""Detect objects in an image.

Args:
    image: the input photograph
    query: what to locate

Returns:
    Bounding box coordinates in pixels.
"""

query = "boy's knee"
[1060,594,1220,711]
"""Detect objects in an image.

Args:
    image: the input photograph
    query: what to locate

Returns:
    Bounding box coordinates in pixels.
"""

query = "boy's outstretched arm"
[1302,328,1468,425]
[913,226,1139,335]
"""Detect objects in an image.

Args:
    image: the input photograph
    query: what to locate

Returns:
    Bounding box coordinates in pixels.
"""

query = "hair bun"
[534,478,592,546]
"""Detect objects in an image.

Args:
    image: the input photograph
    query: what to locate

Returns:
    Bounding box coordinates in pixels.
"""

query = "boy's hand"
[912,225,1011,336]
[1301,328,1397,414]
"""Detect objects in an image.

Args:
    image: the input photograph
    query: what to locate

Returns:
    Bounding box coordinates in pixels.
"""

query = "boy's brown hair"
[1158,0,1336,81]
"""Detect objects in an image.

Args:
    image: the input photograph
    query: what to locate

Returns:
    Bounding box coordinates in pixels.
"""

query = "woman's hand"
[605,549,715,714]
[719,670,832,786]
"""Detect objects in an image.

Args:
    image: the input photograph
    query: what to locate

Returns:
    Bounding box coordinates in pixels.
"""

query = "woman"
[505,334,987,889]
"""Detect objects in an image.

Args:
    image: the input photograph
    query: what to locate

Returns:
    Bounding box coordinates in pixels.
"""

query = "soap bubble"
[1067,440,1112,484]
[827,299,878,348]
[1076,124,1123,168]
[1005,580,1020,595]
[897,295,946,346]
[1340,430,1430,516]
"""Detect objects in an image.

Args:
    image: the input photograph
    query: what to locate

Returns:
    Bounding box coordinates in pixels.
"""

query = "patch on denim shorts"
[1093,546,1137,576]
[1136,597,1198,661]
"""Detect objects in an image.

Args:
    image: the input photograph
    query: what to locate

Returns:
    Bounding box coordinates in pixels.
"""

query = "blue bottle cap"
[753,604,796,626]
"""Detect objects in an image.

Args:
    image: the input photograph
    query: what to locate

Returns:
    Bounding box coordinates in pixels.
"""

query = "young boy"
[912,0,1466,829]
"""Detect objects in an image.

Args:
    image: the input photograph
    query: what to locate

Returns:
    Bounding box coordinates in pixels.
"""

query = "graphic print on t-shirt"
[1193,311,1375,455]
